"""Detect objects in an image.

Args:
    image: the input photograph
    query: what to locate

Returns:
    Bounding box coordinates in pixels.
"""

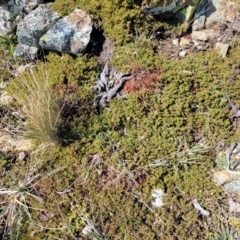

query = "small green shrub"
[215,223,239,240]
[45,52,98,87]
[52,0,172,45]
[215,155,233,170]
[4,44,240,239]
[111,36,161,72]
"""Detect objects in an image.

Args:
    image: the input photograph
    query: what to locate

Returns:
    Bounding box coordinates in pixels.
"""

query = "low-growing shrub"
[52,0,173,45]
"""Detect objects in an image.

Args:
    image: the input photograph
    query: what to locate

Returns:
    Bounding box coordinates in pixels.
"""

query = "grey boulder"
[14,3,60,58]
[39,9,92,56]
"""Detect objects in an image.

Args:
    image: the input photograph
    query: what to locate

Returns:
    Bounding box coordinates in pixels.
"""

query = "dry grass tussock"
[8,62,61,144]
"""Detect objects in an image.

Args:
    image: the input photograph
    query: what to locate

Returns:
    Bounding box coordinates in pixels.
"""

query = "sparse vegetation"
[3,45,240,238]
[1,1,240,239]
[0,150,66,239]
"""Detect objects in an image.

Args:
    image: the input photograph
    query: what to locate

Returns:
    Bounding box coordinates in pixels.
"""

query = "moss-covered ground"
[1,0,240,239]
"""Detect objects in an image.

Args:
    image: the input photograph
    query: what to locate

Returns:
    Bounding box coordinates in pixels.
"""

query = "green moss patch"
[3,41,240,238]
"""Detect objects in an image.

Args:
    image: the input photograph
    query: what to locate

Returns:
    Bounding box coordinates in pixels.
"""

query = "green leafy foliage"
[111,36,161,72]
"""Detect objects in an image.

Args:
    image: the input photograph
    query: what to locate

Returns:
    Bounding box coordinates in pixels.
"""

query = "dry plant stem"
[54,196,69,240]
[192,199,210,217]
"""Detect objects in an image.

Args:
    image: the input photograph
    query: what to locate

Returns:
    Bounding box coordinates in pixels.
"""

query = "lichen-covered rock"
[14,44,39,59]
[143,2,177,15]
[39,9,92,56]
[192,15,206,31]
[144,0,239,35]
[14,3,60,58]
[9,0,44,15]
[0,4,14,36]
[192,0,239,36]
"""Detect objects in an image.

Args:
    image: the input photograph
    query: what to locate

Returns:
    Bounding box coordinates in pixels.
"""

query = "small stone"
[179,37,192,47]
[196,44,208,51]
[0,135,34,153]
[225,180,240,194]
[192,15,206,31]
[192,40,200,46]
[191,29,218,42]
[215,42,229,58]
[179,50,187,57]
[82,224,93,236]
[172,38,179,46]
[0,81,8,89]
[182,70,193,76]
[18,151,27,161]
[213,170,231,185]
[16,63,33,75]
[228,197,240,213]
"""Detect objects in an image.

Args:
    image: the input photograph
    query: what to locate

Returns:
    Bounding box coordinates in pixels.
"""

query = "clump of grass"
[0,183,43,240]
[215,222,240,240]
[7,62,61,144]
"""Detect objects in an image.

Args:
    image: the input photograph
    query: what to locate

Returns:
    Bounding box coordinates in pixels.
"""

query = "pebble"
[215,42,229,58]
[224,180,240,193]
[179,50,187,57]
[213,170,231,185]
[172,38,179,46]
[191,29,218,41]
[179,37,192,47]
[18,151,27,161]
